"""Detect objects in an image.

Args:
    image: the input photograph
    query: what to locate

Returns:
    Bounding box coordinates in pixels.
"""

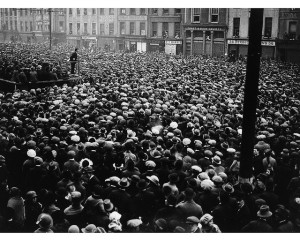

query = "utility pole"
[239,9,264,182]
[49,8,52,50]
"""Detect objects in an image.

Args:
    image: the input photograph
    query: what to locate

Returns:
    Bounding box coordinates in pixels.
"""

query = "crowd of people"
[0,42,300,233]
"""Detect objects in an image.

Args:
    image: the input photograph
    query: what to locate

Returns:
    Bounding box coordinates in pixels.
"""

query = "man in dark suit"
[70,48,78,74]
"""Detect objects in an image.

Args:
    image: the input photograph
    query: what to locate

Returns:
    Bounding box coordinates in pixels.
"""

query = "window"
[20,21,23,31]
[100,8,104,15]
[140,22,145,35]
[9,9,12,16]
[10,21,13,30]
[100,23,104,35]
[77,23,80,34]
[214,31,224,39]
[120,8,126,15]
[25,22,28,31]
[130,22,135,35]
[109,8,114,15]
[109,23,114,35]
[162,22,168,38]
[69,23,73,34]
[25,9,28,16]
[140,8,146,15]
[210,8,219,23]
[77,8,80,15]
[163,8,169,15]
[5,21,8,30]
[59,21,64,32]
[120,22,125,34]
[15,21,17,31]
[175,22,181,38]
[152,22,158,37]
[288,21,297,39]
[30,21,33,31]
[92,8,96,15]
[84,23,88,34]
[175,8,181,15]
[84,8,87,15]
[233,17,240,37]
[151,8,158,15]
[264,17,272,38]
[20,10,22,16]
[130,8,136,15]
[69,8,72,15]
[193,8,201,22]
[92,23,96,35]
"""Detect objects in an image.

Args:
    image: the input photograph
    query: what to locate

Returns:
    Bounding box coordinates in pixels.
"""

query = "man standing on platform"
[70,48,78,74]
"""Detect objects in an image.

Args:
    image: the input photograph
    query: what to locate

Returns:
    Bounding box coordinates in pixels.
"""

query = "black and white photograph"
[0,1,300,235]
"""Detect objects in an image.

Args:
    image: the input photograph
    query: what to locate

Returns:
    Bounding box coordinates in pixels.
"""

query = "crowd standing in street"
[0,42,300,233]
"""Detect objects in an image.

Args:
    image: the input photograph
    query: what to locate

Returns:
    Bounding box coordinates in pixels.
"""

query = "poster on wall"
[165,44,176,55]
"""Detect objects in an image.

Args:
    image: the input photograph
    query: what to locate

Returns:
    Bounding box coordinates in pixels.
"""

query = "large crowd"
[0,42,300,233]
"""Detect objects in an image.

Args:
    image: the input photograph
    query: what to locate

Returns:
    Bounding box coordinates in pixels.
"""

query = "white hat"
[71,135,80,142]
[27,149,36,158]
[227,148,236,153]
[182,138,191,146]
[109,211,122,221]
[170,121,178,129]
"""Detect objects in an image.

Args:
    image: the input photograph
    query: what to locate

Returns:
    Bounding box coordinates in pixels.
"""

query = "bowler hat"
[257,205,272,218]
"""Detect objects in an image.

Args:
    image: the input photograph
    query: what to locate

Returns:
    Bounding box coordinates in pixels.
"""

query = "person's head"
[36,213,53,230]
[186,216,200,232]
[75,48,78,52]
[184,188,195,201]
[200,214,214,228]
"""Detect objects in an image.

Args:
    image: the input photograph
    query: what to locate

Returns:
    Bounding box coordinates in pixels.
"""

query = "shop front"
[227,39,276,59]
[165,40,183,55]
[82,36,97,49]
[66,36,81,48]
[147,39,165,53]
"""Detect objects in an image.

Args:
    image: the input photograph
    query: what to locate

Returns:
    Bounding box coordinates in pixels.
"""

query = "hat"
[70,191,81,200]
[212,155,221,165]
[200,214,213,225]
[168,173,179,183]
[109,211,122,221]
[227,148,236,153]
[257,205,272,218]
[36,213,53,229]
[174,226,185,232]
[82,224,97,233]
[104,199,114,212]
[27,149,36,158]
[26,190,37,199]
[118,177,130,188]
[204,150,213,157]
[182,138,191,146]
[170,122,178,129]
[68,225,80,233]
[191,165,202,173]
[222,183,234,193]
[186,216,200,224]
[155,218,167,230]
[83,166,95,173]
[137,179,150,190]
[145,160,156,168]
[212,175,223,184]
[201,179,214,190]
[127,219,143,228]
[71,135,80,142]
[146,175,160,186]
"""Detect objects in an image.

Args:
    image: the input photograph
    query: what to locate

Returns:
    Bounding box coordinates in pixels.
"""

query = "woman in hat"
[34,213,54,233]
[24,191,42,232]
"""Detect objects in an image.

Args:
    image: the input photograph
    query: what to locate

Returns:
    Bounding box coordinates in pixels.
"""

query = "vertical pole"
[239,9,264,182]
[49,8,52,50]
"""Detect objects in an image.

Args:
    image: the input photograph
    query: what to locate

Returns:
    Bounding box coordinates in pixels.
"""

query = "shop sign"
[82,36,97,40]
[228,39,275,46]
[67,36,80,40]
[165,40,182,45]
[186,27,224,31]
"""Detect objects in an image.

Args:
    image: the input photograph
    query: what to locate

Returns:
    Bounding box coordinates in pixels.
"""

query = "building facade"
[116,8,148,52]
[182,8,227,57]
[227,8,279,59]
[276,8,300,64]
[147,8,183,55]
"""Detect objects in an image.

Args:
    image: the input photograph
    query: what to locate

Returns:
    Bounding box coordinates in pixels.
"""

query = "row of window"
[192,8,220,23]
[67,8,181,16]
[3,20,65,32]
[232,17,273,37]
[67,21,181,38]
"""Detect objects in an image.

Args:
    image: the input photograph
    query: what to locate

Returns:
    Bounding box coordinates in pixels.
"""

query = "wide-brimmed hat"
[82,224,97,233]
[118,177,130,188]
[222,183,234,194]
[36,213,53,229]
[146,175,160,186]
[257,205,272,218]
[212,156,221,165]
[186,216,200,224]
[104,199,114,212]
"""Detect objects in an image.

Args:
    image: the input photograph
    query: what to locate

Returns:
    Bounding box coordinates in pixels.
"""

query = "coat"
[241,219,273,233]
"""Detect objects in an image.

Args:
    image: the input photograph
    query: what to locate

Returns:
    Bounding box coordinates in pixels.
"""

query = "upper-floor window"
[69,8,72,15]
[210,8,219,23]
[264,17,272,38]
[140,8,146,15]
[151,8,158,15]
[109,8,114,15]
[92,8,96,15]
[130,22,135,35]
[84,8,87,15]
[77,8,80,15]
[233,17,240,37]
[120,22,125,35]
[193,8,201,22]
[163,8,169,15]
[100,8,104,15]
[109,23,114,35]
[130,8,136,15]
[175,8,181,15]
[120,8,126,15]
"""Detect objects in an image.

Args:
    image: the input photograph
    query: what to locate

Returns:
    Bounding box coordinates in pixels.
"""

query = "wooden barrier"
[0,77,82,92]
